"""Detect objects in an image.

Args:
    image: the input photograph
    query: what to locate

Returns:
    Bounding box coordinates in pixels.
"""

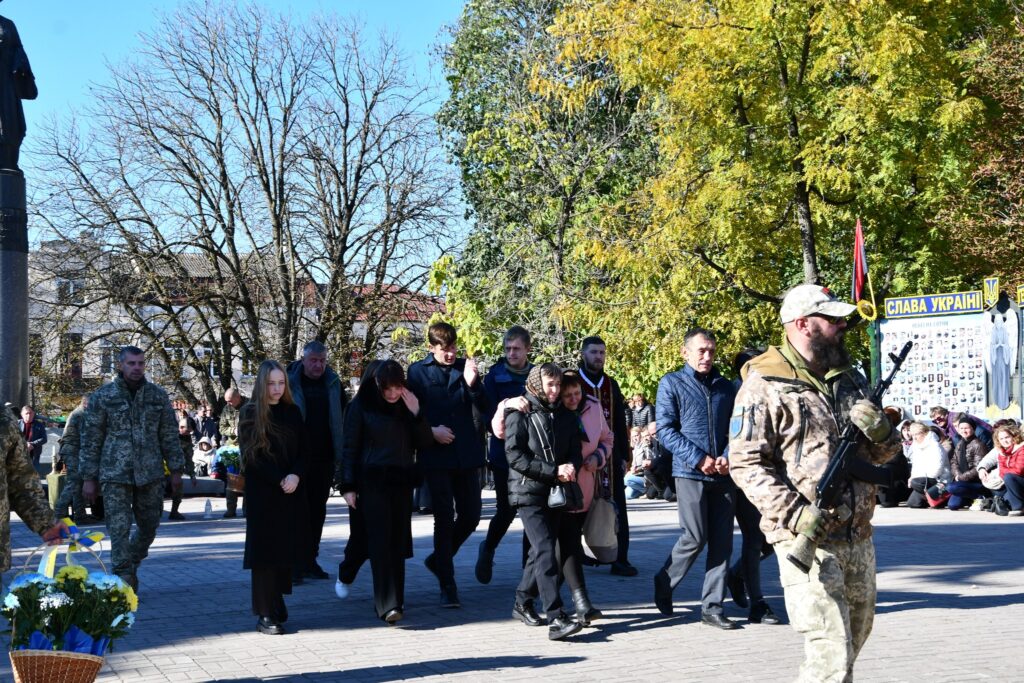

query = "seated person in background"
[906,422,950,508]
[991,423,1024,517]
[947,416,988,510]
[930,406,993,450]
[643,422,675,501]
[624,427,652,500]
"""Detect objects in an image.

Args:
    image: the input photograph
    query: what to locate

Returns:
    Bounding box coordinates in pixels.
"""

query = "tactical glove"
[849,400,892,443]
[792,504,827,543]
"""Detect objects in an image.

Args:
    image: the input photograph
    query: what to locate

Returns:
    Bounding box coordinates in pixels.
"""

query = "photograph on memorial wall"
[880,312,988,421]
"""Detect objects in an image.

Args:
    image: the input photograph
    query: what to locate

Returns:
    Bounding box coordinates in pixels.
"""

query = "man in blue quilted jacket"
[652,327,739,629]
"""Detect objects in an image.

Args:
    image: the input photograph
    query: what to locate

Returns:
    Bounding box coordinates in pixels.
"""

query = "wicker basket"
[9,650,103,683]
[225,472,245,493]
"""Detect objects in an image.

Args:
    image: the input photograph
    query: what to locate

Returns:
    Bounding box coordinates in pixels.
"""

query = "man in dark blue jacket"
[653,328,739,629]
[407,322,488,608]
[476,325,533,584]
[18,405,47,468]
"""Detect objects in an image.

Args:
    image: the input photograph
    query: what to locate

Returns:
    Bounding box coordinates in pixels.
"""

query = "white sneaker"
[335,579,349,599]
[969,499,984,511]
[1008,510,1024,517]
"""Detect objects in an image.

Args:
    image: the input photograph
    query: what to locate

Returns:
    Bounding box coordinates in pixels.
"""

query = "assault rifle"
[787,341,914,574]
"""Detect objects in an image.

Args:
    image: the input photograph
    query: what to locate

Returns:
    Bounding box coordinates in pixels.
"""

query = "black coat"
[505,395,582,508]
[241,402,308,570]
[407,354,488,470]
[339,395,433,493]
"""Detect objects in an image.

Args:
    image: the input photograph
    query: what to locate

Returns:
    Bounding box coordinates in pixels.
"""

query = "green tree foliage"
[435,0,657,375]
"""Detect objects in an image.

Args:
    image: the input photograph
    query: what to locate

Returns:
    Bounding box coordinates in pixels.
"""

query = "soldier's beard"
[807,328,851,370]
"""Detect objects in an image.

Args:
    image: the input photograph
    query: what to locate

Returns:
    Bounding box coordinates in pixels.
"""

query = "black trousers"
[878,454,911,507]
[907,477,938,508]
[251,566,291,621]
[338,502,369,584]
[305,458,335,562]
[423,467,482,586]
[362,483,413,618]
[516,504,567,619]
[730,489,766,603]
[522,509,587,599]
[483,468,517,552]
[612,459,631,563]
[657,477,735,615]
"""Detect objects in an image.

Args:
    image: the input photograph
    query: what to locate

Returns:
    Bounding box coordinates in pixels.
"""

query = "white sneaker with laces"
[335,579,349,599]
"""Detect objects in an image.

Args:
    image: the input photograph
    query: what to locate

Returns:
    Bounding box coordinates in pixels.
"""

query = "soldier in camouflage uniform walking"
[219,387,248,518]
[729,285,900,683]
[80,346,184,590]
[54,395,90,523]
[0,407,66,576]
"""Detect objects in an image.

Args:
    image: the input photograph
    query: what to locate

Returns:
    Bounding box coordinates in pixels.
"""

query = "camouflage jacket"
[58,406,87,472]
[218,397,248,444]
[1,409,56,571]
[80,375,184,486]
[729,343,899,545]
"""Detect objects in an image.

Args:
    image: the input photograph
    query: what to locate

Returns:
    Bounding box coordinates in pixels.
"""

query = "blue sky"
[7,0,466,135]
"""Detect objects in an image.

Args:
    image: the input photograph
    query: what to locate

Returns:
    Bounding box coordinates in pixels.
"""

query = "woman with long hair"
[239,360,307,635]
[336,360,432,624]
[992,424,1024,515]
[505,363,583,641]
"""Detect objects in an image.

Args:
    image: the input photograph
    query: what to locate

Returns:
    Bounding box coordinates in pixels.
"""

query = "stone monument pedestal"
[0,169,28,408]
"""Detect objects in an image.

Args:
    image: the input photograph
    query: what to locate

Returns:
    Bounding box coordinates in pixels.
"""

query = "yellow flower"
[120,585,138,612]
[56,565,88,584]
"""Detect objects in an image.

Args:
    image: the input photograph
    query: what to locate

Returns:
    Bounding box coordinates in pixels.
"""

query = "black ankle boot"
[572,588,603,627]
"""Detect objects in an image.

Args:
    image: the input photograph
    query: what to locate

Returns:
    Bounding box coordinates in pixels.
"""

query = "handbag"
[583,471,618,562]
[528,412,583,512]
[926,482,951,508]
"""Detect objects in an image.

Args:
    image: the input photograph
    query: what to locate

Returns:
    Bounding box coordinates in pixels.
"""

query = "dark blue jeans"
[947,481,986,510]
[1003,473,1024,511]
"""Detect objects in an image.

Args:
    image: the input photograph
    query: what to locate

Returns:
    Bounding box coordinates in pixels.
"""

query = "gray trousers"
[656,476,735,614]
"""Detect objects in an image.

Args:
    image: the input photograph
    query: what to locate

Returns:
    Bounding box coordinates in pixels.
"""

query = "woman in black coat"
[239,360,308,636]
[338,360,433,624]
[505,363,583,641]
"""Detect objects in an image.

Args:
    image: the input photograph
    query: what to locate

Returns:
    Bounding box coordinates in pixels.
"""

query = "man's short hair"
[538,362,562,380]
[956,415,975,428]
[503,325,532,348]
[580,335,605,352]
[428,322,457,347]
[302,340,327,357]
[929,406,949,419]
[683,327,716,346]
[20,405,32,413]
[119,345,145,361]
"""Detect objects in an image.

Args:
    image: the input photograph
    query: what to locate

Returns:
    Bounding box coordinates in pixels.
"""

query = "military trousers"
[775,536,876,683]
[101,480,165,580]
[55,470,86,519]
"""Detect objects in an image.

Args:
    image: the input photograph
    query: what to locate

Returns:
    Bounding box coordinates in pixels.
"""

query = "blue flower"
[9,573,55,590]
[3,593,20,609]
[86,572,125,590]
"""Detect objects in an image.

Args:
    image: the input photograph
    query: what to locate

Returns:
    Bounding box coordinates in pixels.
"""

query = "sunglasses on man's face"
[808,313,847,326]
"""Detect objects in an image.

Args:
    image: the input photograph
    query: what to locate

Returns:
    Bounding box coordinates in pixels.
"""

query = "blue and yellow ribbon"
[35,518,106,577]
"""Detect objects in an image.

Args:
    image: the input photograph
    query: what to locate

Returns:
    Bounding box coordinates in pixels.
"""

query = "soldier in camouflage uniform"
[54,395,90,522]
[218,387,248,517]
[80,346,184,590]
[729,285,900,683]
[1,406,65,575]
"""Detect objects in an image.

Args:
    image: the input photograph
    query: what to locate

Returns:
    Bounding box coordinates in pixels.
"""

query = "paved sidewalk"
[3,492,1022,682]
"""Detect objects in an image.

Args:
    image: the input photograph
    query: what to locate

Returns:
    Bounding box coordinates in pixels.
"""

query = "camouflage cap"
[780,284,856,324]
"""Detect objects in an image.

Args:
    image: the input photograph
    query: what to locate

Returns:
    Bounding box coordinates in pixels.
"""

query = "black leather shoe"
[257,617,284,635]
[513,600,544,627]
[701,612,739,630]
[548,612,582,640]
[475,541,494,585]
[653,572,673,616]
[571,588,602,627]
[610,560,638,577]
[306,562,330,580]
[223,510,237,519]
[382,608,403,625]
[440,584,461,608]
[727,570,749,609]
[749,600,781,625]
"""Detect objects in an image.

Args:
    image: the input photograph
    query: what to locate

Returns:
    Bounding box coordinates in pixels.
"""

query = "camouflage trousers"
[101,480,164,581]
[775,537,877,683]
[55,470,86,519]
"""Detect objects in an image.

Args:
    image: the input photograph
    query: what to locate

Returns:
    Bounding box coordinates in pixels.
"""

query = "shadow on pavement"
[219,655,585,681]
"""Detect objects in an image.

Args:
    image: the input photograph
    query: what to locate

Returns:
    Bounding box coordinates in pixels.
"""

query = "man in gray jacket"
[287,341,346,580]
